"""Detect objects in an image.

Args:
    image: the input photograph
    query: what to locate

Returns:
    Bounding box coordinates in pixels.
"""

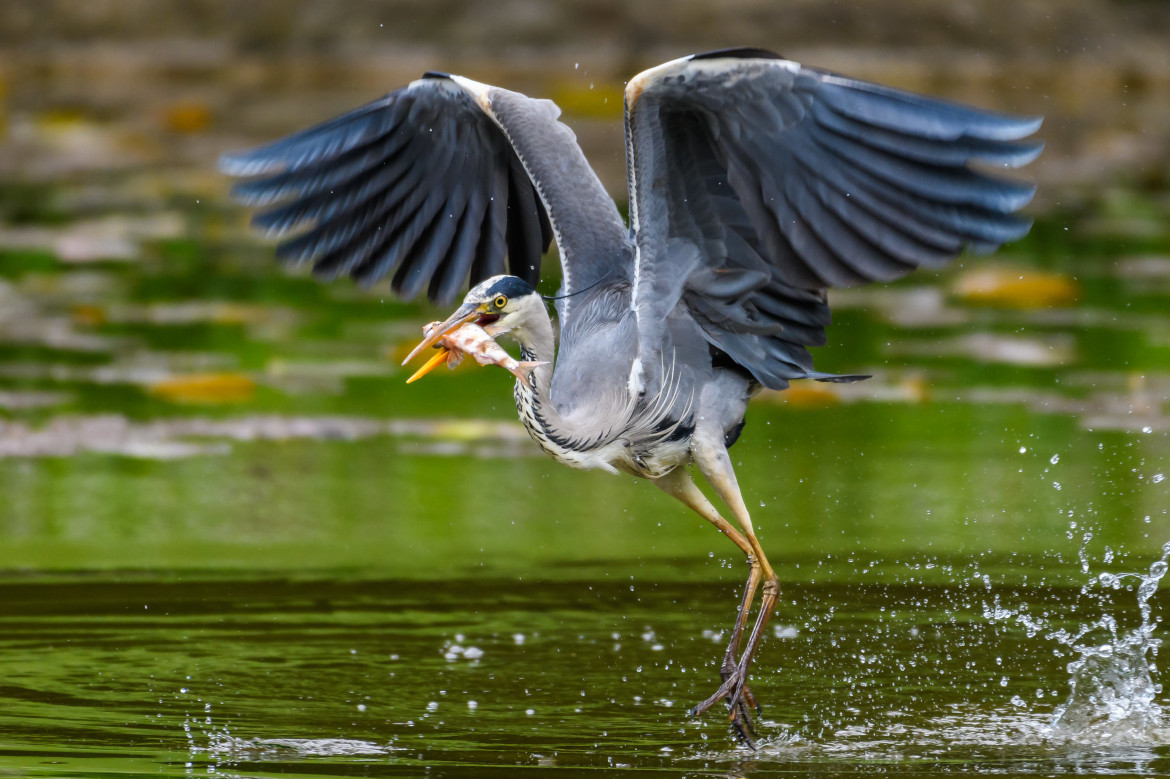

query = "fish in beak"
[402,301,492,383]
[401,304,544,384]
[402,301,486,368]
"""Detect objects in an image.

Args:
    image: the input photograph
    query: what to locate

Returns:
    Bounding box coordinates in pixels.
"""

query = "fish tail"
[507,360,549,380]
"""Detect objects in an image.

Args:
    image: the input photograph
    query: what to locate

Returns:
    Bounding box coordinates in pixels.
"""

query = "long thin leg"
[654,468,758,665]
[653,467,761,744]
[688,429,781,721]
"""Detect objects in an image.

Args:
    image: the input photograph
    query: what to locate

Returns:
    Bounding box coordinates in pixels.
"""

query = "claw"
[730,710,758,750]
[734,698,758,736]
[741,684,762,716]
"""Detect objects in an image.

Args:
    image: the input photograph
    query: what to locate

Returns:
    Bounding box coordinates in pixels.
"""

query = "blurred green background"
[1,3,1170,775]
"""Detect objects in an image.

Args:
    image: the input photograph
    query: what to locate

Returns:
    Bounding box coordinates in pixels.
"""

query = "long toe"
[692,665,758,720]
[734,697,758,736]
[690,674,738,717]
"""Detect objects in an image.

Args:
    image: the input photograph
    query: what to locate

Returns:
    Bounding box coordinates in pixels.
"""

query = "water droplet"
[1051,454,1060,464]
[1154,474,1165,484]
[1019,446,1027,454]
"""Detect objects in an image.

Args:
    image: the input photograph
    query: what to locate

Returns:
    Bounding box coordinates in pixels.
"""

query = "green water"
[2,189,1170,776]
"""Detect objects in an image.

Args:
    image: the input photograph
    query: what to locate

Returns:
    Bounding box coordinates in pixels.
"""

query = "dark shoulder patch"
[690,47,784,62]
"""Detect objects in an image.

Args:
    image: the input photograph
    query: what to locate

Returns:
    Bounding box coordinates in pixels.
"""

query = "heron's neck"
[508,309,581,463]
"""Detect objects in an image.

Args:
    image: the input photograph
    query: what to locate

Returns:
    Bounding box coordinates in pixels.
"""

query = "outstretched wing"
[220,73,628,308]
[624,48,1042,389]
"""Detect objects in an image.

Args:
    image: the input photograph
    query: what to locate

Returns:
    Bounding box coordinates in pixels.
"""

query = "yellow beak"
[405,347,452,384]
[401,301,483,383]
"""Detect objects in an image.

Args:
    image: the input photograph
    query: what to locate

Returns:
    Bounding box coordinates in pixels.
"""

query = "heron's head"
[431,275,543,338]
[401,275,545,376]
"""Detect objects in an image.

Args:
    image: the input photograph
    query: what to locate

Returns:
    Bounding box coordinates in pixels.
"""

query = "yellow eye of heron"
[493,295,508,310]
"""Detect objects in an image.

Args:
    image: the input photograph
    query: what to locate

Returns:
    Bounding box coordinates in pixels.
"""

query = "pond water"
[2,173,1170,776]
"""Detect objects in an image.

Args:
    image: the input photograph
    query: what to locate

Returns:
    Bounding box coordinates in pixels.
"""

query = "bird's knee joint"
[762,575,779,597]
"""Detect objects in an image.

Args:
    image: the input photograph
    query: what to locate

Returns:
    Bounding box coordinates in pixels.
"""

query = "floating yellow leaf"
[163,101,213,134]
[36,108,88,131]
[772,383,842,408]
[149,373,256,404]
[208,303,268,325]
[70,304,106,326]
[953,267,1081,308]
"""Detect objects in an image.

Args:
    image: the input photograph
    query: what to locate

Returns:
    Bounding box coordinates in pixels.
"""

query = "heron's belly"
[516,405,691,479]
[513,395,690,479]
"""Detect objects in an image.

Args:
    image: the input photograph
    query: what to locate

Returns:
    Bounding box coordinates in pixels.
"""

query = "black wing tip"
[811,373,870,384]
[1015,115,1045,138]
[217,152,240,174]
[218,150,274,177]
[997,138,1045,168]
[691,47,785,62]
[980,113,1044,142]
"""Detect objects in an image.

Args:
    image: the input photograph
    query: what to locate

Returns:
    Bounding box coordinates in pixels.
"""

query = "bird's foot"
[690,666,759,749]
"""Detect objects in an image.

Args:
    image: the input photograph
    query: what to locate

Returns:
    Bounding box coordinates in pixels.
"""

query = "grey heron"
[220,48,1041,746]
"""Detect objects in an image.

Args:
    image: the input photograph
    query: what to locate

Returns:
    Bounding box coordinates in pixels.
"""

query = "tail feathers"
[807,372,870,384]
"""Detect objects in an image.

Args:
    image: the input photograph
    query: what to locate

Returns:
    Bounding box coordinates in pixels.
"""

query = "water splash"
[182,697,397,772]
[1047,542,1170,744]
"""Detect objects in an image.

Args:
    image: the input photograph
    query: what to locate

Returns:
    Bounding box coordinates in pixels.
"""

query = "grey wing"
[624,49,1042,390]
[221,74,626,307]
